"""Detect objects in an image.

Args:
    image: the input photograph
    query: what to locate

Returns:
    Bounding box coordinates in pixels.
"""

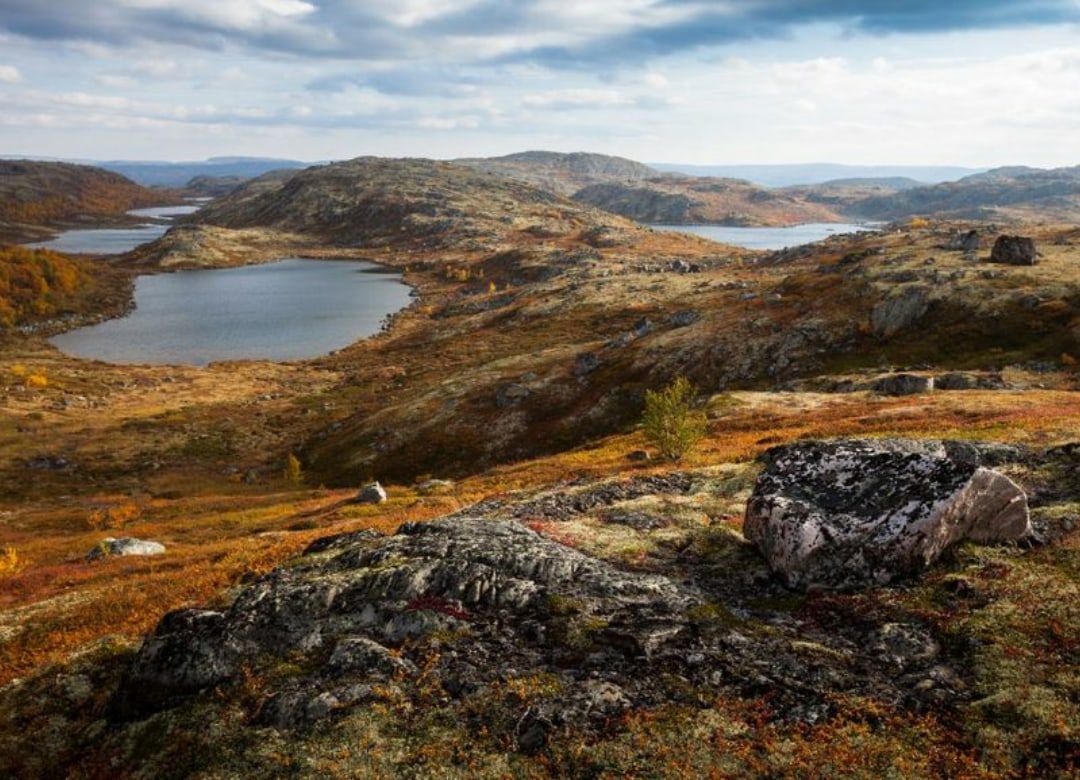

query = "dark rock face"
[871,285,931,338]
[495,383,530,408]
[935,372,1006,391]
[743,439,1032,590]
[114,515,699,721]
[872,373,934,395]
[668,309,701,328]
[989,235,1037,266]
[25,454,70,470]
[573,352,600,377]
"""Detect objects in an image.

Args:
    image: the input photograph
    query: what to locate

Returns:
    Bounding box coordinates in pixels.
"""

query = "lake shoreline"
[648,221,880,251]
[49,258,415,367]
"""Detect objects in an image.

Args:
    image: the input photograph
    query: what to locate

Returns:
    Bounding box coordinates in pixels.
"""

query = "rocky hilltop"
[453,152,846,226]
[454,150,657,196]
[0,160,177,244]
[132,156,645,267]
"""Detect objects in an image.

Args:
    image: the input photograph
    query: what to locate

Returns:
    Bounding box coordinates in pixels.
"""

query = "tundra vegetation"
[0,155,1077,778]
[642,376,708,460]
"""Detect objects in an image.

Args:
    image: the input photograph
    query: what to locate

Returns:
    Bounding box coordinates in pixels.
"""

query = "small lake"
[27,204,202,254]
[652,222,872,251]
[51,259,412,366]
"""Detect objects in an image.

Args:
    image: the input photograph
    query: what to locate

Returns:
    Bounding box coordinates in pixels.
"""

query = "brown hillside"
[0,161,178,243]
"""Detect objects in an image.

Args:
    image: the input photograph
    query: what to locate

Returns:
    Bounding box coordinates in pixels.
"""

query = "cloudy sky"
[0,1,1077,165]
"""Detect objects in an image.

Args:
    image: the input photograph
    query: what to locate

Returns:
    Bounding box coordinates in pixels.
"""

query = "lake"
[51,259,412,366]
[651,222,873,251]
[27,204,202,254]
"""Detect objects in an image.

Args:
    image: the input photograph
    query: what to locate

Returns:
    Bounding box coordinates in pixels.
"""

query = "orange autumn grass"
[0,388,1077,688]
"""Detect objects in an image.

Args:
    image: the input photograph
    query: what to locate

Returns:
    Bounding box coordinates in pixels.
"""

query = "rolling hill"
[847,165,1080,222]
[453,150,658,196]
[573,176,844,226]
[0,160,177,243]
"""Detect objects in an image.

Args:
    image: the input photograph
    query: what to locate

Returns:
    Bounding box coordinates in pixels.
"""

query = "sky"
[0,1,1078,166]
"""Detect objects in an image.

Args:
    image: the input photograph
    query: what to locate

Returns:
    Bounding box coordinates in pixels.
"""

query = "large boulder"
[353,481,387,504]
[871,373,934,395]
[87,537,166,561]
[743,439,1032,590]
[989,235,1037,266]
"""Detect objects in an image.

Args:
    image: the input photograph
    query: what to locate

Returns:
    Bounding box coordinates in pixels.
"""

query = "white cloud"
[0,64,20,83]
[523,88,633,109]
[96,74,138,88]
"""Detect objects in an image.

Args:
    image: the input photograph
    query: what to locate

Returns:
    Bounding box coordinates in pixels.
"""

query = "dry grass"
[3,376,1075,688]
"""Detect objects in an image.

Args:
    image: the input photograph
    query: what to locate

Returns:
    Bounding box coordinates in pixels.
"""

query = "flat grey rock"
[87,537,166,561]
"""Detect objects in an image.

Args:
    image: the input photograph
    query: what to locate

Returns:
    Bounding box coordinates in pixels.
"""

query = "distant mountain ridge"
[98,157,310,187]
[650,163,985,187]
[848,165,1080,222]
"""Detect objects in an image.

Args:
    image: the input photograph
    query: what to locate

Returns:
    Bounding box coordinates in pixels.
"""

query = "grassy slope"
[0,378,1076,776]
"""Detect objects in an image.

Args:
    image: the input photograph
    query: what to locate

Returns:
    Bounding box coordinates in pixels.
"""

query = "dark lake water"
[51,259,412,366]
[652,222,873,250]
[27,204,202,254]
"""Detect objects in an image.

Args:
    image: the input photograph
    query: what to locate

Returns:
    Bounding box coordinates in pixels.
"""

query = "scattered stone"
[354,481,388,504]
[327,636,417,677]
[944,230,980,252]
[416,478,454,495]
[26,454,70,470]
[573,352,600,377]
[935,372,975,390]
[988,235,1037,266]
[87,537,166,561]
[871,285,930,339]
[495,383,531,408]
[668,310,701,328]
[935,372,1006,391]
[743,439,1032,590]
[631,317,654,338]
[603,510,670,531]
[869,623,940,671]
[872,373,934,395]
